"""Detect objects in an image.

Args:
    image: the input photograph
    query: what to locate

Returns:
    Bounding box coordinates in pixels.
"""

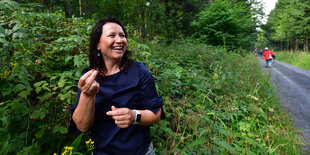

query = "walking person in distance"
[263,47,275,68]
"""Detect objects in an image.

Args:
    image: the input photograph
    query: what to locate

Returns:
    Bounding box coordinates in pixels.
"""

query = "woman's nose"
[115,35,123,42]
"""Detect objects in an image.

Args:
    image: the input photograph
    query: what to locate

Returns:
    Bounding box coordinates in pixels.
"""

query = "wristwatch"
[133,110,141,124]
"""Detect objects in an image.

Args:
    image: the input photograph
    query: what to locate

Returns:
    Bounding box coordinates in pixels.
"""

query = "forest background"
[0,0,309,154]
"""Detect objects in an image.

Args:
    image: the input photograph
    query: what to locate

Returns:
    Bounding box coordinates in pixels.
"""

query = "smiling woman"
[69,17,165,155]
[97,22,127,69]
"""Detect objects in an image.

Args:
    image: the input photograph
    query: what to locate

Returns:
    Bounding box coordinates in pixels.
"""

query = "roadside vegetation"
[275,51,310,71]
[0,0,305,154]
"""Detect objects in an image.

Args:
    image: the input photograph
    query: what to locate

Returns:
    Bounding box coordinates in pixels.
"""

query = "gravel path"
[258,56,310,152]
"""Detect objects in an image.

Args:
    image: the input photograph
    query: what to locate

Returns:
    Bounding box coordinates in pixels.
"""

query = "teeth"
[113,47,123,50]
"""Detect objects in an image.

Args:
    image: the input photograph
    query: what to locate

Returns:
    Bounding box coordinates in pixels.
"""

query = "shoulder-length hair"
[88,17,134,75]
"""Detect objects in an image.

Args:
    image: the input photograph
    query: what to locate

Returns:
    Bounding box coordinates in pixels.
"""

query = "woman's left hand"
[106,106,135,128]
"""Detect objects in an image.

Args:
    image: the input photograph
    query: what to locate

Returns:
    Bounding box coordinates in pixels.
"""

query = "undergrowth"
[275,51,310,71]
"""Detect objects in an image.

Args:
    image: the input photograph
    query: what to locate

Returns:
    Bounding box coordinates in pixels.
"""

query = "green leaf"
[58,78,66,88]
[30,108,46,119]
[65,56,73,64]
[213,137,237,154]
[71,133,84,153]
[0,38,7,43]
[188,138,207,148]
[35,128,45,138]
[0,25,5,35]
[0,79,12,96]
[11,101,29,116]
[59,126,68,134]
[38,92,55,100]
[199,128,210,137]
[19,90,31,98]
[13,83,26,93]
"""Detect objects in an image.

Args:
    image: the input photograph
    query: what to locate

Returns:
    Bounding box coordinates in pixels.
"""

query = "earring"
[97,51,101,56]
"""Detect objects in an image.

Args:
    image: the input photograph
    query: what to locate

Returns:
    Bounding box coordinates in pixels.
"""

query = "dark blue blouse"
[70,62,164,155]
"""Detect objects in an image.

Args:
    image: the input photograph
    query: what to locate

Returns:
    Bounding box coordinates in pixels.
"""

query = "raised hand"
[78,69,100,96]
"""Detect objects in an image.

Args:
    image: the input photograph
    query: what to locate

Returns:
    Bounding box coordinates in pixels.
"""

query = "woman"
[70,17,164,155]
[263,47,275,68]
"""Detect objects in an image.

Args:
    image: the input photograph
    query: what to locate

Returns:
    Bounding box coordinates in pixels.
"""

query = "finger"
[112,114,130,121]
[95,82,100,93]
[79,70,93,84]
[107,108,129,116]
[117,124,130,128]
[87,81,98,92]
[115,119,131,126]
[84,70,98,88]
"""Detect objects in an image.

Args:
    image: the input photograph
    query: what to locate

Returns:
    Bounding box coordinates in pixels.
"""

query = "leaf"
[0,25,5,35]
[213,137,237,154]
[11,101,29,116]
[58,78,66,88]
[0,38,7,43]
[188,138,207,148]
[199,128,210,137]
[35,128,45,138]
[30,108,46,120]
[59,126,68,134]
[71,133,84,153]
[13,83,26,93]
[0,79,12,96]
[65,55,73,64]
[19,90,31,98]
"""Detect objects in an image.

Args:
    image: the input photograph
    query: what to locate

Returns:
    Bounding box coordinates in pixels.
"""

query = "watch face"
[136,113,141,123]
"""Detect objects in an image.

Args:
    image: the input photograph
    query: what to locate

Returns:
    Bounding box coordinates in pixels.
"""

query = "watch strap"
[133,110,141,124]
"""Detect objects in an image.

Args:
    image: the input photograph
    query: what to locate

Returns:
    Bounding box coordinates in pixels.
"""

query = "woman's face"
[97,22,127,62]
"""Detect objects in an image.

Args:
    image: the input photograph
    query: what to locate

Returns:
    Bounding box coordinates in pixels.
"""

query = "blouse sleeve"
[138,63,165,119]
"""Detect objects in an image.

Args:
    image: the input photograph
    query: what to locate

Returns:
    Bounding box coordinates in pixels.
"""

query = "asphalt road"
[258,56,310,151]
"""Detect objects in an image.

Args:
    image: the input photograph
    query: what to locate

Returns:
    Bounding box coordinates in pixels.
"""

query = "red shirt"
[263,50,274,60]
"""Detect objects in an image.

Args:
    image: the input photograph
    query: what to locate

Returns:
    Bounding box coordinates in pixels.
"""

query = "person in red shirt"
[263,47,275,68]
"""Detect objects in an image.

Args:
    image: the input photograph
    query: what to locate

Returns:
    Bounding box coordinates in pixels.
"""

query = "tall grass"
[275,51,310,70]
[136,43,305,154]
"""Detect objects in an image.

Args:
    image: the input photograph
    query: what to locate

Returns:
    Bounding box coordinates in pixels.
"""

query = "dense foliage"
[0,1,304,154]
[12,0,265,50]
[191,0,259,50]
[259,0,310,51]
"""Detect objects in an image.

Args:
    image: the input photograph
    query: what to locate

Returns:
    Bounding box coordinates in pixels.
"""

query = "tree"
[191,0,260,50]
[264,0,310,51]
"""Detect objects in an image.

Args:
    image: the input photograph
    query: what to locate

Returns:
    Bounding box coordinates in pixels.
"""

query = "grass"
[144,43,304,154]
[275,51,310,70]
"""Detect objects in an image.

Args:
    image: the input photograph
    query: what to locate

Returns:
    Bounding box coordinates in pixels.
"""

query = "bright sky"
[260,0,278,24]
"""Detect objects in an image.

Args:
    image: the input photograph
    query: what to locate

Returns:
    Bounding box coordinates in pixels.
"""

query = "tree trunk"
[79,0,82,16]
[63,0,72,18]
[289,40,293,52]
[43,0,51,9]
[304,35,309,52]
[295,38,299,51]
[280,40,283,50]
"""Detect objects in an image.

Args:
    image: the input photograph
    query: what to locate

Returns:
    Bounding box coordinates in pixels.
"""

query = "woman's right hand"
[78,69,99,96]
